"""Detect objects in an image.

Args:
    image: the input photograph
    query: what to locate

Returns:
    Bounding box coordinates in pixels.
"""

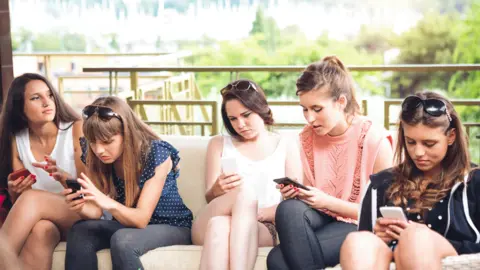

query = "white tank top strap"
[15,122,77,193]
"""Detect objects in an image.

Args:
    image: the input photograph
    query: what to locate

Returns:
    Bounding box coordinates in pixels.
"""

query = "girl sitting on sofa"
[340,92,479,270]
[64,96,193,270]
[191,79,303,270]
[0,73,84,270]
[267,56,394,270]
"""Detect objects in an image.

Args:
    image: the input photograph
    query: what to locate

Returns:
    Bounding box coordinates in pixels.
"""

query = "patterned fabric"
[80,137,193,228]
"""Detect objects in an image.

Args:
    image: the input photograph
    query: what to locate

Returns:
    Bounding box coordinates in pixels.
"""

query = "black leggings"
[65,220,191,270]
[267,199,356,270]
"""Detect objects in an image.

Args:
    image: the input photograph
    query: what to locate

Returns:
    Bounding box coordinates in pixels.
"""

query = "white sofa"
[51,135,273,270]
[50,135,480,270]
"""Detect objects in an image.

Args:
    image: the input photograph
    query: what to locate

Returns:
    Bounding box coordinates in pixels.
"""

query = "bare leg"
[340,231,393,270]
[192,185,265,270]
[1,189,80,254]
[0,231,22,270]
[230,186,258,270]
[199,216,231,270]
[394,225,457,270]
[19,220,60,270]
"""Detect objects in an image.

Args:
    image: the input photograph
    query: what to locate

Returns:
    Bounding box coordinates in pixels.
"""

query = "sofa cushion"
[53,242,271,270]
[162,135,210,217]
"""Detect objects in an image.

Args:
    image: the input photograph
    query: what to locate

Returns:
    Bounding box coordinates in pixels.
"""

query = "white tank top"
[222,134,286,208]
[15,122,77,193]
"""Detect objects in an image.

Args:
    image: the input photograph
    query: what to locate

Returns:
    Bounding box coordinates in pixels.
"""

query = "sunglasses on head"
[220,80,257,95]
[82,105,122,122]
[401,96,452,122]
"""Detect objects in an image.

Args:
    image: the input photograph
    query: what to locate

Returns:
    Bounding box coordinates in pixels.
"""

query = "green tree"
[63,33,87,51]
[32,33,62,52]
[389,12,460,97]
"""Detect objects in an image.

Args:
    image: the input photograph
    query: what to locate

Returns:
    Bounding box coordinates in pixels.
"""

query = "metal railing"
[83,64,480,94]
[384,99,480,136]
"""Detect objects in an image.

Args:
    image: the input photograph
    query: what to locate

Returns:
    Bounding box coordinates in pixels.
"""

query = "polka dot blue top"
[80,137,193,228]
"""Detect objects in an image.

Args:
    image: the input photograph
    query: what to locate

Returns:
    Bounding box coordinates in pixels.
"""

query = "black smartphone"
[273,177,310,191]
[66,179,83,200]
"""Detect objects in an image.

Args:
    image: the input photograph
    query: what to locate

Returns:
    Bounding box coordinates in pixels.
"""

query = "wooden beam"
[0,0,13,104]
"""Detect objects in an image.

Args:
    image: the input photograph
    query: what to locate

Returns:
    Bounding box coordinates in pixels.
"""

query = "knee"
[234,185,258,209]
[397,225,431,250]
[110,229,137,254]
[275,199,307,223]
[341,231,378,252]
[207,216,231,241]
[266,246,284,269]
[29,220,60,245]
[12,189,43,210]
[67,220,98,243]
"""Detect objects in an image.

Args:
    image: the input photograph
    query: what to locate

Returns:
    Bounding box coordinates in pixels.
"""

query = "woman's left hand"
[32,155,70,185]
[386,220,425,240]
[77,173,116,210]
[257,206,277,223]
[296,186,331,209]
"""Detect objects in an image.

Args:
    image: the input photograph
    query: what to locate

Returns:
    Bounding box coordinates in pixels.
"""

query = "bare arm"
[8,140,28,203]
[373,137,394,174]
[285,135,304,184]
[107,157,171,228]
[205,136,224,203]
[72,121,87,181]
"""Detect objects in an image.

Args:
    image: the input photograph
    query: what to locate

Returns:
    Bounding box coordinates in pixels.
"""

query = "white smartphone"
[379,206,408,221]
[221,157,238,174]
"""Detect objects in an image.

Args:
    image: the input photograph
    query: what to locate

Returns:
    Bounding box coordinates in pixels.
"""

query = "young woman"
[191,80,302,270]
[340,92,479,270]
[64,96,193,270]
[267,56,394,270]
[0,73,84,270]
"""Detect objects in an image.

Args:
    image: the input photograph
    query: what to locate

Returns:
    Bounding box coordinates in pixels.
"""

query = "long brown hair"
[220,79,274,140]
[296,55,360,115]
[387,92,470,215]
[0,73,79,190]
[83,96,159,207]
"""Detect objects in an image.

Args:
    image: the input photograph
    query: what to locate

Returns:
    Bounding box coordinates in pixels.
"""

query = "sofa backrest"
[162,135,210,217]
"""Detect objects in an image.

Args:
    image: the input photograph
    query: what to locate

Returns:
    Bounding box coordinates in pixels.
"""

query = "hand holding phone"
[379,206,408,221]
[221,157,238,175]
[8,168,30,181]
[66,179,83,200]
[273,177,310,191]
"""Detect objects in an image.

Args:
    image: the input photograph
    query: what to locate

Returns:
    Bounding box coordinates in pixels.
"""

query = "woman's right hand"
[7,174,36,198]
[62,188,86,213]
[374,217,398,243]
[211,172,242,198]
[276,183,299,200]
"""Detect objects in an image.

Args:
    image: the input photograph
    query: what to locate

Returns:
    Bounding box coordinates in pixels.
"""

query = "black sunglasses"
[221,80,257,95]
[401,96,452,122]
[82,105,122,122]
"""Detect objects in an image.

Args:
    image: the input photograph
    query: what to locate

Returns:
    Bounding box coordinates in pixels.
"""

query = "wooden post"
[0,0,14,105]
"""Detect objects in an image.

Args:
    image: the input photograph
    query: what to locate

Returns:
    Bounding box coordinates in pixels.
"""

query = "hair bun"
[322,55,347,72]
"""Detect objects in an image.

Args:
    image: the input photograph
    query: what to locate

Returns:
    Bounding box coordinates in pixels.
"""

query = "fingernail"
[280,184,284,188]
[20,176,24,180]
[32,175,36,179]
[44,157,48,161]
[49,173,52,176]
[289,185,293,188]
[45,166,48,169]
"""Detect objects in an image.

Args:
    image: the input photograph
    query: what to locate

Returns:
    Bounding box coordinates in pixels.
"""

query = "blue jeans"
[65,220,191,270]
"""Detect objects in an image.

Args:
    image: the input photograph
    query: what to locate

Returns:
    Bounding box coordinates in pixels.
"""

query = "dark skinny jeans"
[65,220,191,270]
[267,199,356,270]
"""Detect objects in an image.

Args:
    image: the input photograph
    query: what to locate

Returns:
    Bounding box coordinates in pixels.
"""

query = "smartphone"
[66,179,83,200]
[273,177,310,191]
[221,157,238,174]
[379,206,408,221]
[9,168,30,180]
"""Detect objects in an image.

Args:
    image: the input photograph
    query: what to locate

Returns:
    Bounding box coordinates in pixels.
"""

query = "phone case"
[221,157,238,174]
[379,206,407,221]
[9,168,30,180]
[273,177,310,190]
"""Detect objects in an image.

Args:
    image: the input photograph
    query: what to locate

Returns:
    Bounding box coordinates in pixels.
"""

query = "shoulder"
[71,121,83,137]
[467,169,480,184]
[207,135,225,154]
[369,167,395,188]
